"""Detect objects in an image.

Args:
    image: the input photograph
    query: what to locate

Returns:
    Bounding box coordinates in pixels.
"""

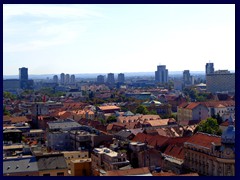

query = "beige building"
[177,102,209,122]
[91,147,130,172]
[184,118,235,176]
[36,153,68,176]
[62,151,89,170]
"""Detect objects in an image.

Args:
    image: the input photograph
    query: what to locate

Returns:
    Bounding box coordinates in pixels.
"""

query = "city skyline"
[3,4,235,75]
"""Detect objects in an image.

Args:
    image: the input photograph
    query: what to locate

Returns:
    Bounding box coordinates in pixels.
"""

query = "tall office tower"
[97,75,105,84]
[118,73,125,83]
[60,73,65,85]
[53,75,58,84]
[206,62,214,75]
[70,75,75,84]
[155,65,168,84]
[19,67,28,89]
[65,74,70,85]
[107,73,115,84]
[183,70,191,84]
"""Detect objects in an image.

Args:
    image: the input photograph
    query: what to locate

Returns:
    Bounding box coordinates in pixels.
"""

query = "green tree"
[3,105,11,116]
[195,117,222,135]
[107,115,117,123]
[135,105,149,115]
[3,91,17,100]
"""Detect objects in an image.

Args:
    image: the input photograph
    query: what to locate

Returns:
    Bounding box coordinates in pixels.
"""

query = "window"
[43,174,50,176]
[57,172,64,176]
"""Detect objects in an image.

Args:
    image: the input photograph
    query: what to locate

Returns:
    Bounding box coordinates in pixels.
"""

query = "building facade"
[177,103,209,122]
[184,117,235,176]
[205,62,214,75]
[97,75,105,84]
[91,147,129,172]
[117,73,125,83]
[107,73,115,84]
[206,71,235,94]
[155,65,168,84]
[53,75,58,84]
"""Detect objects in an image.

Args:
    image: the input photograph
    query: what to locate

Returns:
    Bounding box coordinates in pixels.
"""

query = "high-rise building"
[53,75,58,84]
[19,67,28,81]
[107,73,115,84]
[155,65,168,84]
[70,75,75,84]
[206,62,214,75]
[60,73,65,85]
[19,67,29,89]
[206,70,235,93]
[118,73,125,83]
[65,74,70,85]
[97,75,105,84]
[183,70,194,87]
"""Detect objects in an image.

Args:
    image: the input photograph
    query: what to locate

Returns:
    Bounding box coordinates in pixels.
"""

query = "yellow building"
[70,158,92,176]
[62,151,89,170]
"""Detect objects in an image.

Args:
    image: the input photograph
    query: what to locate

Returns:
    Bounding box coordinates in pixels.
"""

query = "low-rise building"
[70,158,92,176]
[183,117,235,176]
[91,147,130,172]
[3,155,39,176]
[177,102,209,122]
[36,153,68,176]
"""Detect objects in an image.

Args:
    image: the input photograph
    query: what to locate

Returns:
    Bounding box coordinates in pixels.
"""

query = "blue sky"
[3,4,235,75]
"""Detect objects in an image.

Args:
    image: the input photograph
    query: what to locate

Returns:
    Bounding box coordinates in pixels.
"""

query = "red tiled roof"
[132,133,169,148]
[185,132,221,149]
[163,144,184,160]
[200,100,235,108]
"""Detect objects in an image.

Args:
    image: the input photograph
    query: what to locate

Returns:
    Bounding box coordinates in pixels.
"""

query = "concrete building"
[53,75,58,84]
[155,65,168,84]
[183,70,194,87]
[46,119,82,151]
[97,75,105,84]
[70,75,75,84]
[60,73,65,85]
[91,147,130,172]
[184,117,235,176]
[206,70,235,94]
[19,67,31,89]
[117,73,125,83]
[62,151,89,170]
[3,79,20,91]
[65,74,70,85]
[206,62,214,75]
[107,73,115,84]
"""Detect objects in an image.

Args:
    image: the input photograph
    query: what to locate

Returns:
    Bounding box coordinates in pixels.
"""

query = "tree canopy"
[195,117,222,136]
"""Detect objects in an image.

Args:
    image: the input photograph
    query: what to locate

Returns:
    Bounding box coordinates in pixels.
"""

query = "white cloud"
[3,4,101,53]
[3,4,104,22]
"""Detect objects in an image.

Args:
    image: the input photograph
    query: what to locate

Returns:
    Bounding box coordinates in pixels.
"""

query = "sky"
[3,4,235,75]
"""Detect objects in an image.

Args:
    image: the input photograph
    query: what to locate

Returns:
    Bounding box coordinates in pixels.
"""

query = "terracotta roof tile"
[185,132,221,149]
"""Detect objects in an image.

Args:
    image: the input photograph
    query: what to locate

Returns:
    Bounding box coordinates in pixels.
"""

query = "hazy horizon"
[4,4,235,75]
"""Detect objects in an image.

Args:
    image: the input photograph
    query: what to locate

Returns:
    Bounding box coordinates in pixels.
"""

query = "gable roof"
[132,133,169,148]
[163,144,184,160]
[36,153,67,171]
[3,156,38,174]
[185,132,221,149]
